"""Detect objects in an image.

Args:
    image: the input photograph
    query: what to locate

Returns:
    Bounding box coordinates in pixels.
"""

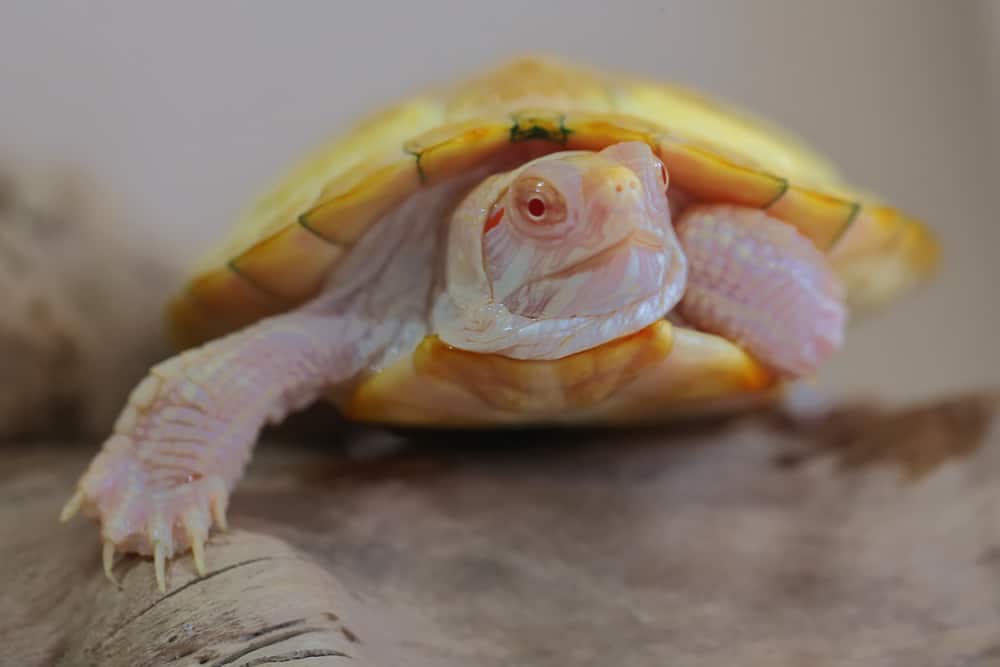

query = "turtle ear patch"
[484,207,505,234]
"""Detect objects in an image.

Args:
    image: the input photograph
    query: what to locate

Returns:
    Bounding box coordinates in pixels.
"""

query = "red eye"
[527,197,546,218]
[512,175,566,230]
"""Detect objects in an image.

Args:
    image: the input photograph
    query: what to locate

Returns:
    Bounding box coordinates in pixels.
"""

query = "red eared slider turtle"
[61,55,938,591]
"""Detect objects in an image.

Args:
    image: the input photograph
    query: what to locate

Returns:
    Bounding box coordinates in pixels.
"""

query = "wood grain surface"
[3,393,999,666]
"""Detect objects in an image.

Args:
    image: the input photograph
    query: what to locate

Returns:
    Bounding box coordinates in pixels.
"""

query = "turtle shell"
[166,55,938,425]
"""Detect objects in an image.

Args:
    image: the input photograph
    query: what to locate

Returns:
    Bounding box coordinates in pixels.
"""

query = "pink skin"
[482,143,674,319]
[675,205,846,377]
[61,140,846,591]
[60,312,385,589]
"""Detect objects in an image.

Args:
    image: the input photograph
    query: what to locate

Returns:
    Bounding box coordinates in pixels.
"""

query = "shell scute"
[765,185,859,251]
[299,159,419,245]
[230,224,345,302]
[404,120,510,184]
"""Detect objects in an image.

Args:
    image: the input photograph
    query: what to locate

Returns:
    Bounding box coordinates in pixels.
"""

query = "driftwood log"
[3,392,999,666]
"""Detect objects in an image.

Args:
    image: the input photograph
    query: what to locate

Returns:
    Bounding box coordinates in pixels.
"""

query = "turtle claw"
[211,497,228,532]
[209,478,229,531]
[103,541,119,586]
[183,509,209,577]
[190,537,207,577]
[154,543,167,593]
[59,488,84,523]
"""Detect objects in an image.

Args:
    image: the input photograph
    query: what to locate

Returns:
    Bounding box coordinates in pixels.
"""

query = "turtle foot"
[60,435,230,592]
[59,311,367,592]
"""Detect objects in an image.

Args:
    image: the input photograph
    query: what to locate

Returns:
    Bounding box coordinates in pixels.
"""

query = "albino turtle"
[61,55,938,591]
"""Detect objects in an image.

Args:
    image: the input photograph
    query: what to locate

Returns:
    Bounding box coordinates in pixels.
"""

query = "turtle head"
[436,141,687,359]
[482,142,678,319]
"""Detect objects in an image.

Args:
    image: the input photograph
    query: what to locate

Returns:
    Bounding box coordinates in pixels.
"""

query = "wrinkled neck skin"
[434,141,687,360]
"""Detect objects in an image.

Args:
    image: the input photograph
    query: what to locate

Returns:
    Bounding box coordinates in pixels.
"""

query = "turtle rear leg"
[61,310,382,591]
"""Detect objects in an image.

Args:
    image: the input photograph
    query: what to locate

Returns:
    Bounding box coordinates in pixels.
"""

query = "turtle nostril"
[614,180,639,194]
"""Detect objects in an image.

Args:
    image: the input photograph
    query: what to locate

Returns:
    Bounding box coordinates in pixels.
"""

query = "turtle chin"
[497,229,671,320]
[435,227,688,361]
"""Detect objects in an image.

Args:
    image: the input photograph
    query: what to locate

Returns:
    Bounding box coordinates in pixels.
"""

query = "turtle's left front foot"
[60,351,256,592]
[61,311,367,592]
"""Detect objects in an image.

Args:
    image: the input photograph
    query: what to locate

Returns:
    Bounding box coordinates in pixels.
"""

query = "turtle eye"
[513,176,567,227]
[527,197,546,219]
[659,162,668,189]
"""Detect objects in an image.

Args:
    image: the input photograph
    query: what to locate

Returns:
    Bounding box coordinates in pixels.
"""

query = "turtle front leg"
[674,205,847,377]
[60,310,379,591]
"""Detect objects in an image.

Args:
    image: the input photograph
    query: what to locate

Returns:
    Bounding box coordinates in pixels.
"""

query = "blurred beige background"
[1,0,997,403]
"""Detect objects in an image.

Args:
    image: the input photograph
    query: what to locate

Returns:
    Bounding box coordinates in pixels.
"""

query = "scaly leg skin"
[60,310,379,592]
[674,204,847,377]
